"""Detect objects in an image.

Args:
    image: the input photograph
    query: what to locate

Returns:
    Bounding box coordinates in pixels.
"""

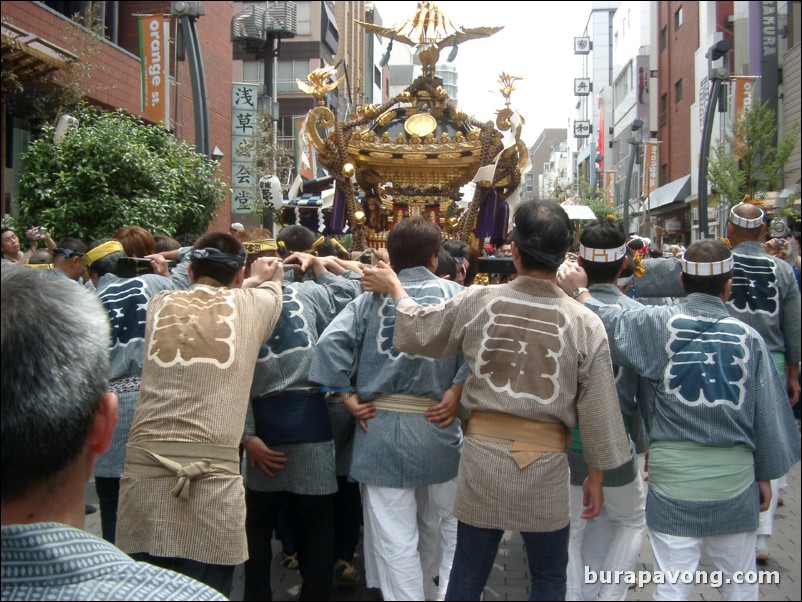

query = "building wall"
[529,128,568,200]
[782,42,801,188]
[656,1,699,183]
[4,2,143,116]
[334,0,365,111]
[4,1,235,233]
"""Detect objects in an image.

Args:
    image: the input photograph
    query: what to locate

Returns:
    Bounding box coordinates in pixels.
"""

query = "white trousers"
[757,478,780,536]
[566,477,646,601]
[361,480,458,601]
[649,529,757,601]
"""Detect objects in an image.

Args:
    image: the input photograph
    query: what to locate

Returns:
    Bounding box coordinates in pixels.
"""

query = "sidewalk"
[85,461,800,601]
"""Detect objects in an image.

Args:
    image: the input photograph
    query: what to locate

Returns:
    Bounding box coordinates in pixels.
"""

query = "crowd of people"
[1,199,800,601]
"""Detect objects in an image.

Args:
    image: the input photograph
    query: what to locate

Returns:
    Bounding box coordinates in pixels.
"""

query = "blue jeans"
[94,477,119,544]
[445,521,570,601]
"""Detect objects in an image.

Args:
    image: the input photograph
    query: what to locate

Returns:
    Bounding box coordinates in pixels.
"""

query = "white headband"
[579,243,627,263]
[617,275,634,287]
[729,204,764,229]
[681,255,733,276]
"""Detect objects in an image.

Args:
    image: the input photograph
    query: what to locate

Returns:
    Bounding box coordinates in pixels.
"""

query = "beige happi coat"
[116,280,282,565]
[392,276,631,532]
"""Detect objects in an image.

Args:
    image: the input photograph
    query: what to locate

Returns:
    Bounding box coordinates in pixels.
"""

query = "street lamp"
[171,1,208,156]
[698,39,732,239]
[623,119,644,236]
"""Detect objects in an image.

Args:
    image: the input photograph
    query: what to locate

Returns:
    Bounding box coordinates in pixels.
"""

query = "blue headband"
[511,226,571,270]
[190,247,247,270]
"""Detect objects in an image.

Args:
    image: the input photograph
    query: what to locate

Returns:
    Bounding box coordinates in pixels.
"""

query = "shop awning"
[560,204,596,220]
[646,175,691,210]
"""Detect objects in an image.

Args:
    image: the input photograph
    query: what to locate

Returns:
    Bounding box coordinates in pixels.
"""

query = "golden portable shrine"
[289,2,529,253]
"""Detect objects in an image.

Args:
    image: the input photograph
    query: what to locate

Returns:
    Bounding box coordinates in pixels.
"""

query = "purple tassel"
[330,186,346,234]
[475,188,498,240]
[492,196,509,245]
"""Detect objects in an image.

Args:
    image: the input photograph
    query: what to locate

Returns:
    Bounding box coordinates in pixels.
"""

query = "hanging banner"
[295,116,316,181]
[604,171,616,206]
[732,76,758,119]
[138,15,170,125]
[642,140,660,198]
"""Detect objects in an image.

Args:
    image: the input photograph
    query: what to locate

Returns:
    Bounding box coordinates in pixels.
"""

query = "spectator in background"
[114,226,156,258]
[27,248,54,267]
[443,239,479,286]
[52,238,88,281]
[154,234,181,253]
[1,265,225,601]
[2,226,54,265]
[435,248,458,281]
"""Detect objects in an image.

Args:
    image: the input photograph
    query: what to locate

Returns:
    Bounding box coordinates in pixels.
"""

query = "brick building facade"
[2,1,234,233]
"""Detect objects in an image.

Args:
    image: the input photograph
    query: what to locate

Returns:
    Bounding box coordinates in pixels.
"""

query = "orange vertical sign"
[138,15,170,125]
[642,140,660,198]
[732,76,757,120]
[604,171,616,205]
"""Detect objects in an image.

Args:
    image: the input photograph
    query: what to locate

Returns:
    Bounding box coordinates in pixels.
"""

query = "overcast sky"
[371,1,593,146]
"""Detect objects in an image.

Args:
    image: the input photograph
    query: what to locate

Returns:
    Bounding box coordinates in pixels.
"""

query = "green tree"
[567,176,623,222]
[16,104,226,242]
[708,100,800,205]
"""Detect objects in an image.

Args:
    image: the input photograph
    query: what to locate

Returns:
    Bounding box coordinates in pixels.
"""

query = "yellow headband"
[302,235,326,253]
[243,239,279,255]
[84,240,125,267]
[330,237,349,257]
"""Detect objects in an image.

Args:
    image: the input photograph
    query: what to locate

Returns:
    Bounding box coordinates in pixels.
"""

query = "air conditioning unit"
[232,5,268,45]
[267,1,297,37]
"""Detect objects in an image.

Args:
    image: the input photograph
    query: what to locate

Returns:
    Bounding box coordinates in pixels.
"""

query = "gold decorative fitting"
[342,163,356,178]
[353,210,366,225]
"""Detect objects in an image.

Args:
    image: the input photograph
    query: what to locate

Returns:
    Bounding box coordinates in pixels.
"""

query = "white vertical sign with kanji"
[231,83,259,214]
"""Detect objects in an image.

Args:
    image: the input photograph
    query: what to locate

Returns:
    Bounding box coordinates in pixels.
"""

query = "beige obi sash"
[466,411,571,469]
[125,441,240,499]
[371,393,433,414]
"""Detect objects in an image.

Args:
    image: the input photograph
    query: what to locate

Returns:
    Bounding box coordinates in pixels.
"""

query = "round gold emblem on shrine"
[403,113,437,138]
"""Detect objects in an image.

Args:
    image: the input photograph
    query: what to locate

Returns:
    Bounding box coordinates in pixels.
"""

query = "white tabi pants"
[649,529,757,601]
[566,477,646,601]
[361,480,458,601]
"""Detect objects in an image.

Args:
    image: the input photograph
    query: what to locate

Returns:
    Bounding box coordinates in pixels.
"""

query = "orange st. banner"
[642,140,660,198]
[138,15,170,125]
[604,171,616,205]
[732,76,758,120]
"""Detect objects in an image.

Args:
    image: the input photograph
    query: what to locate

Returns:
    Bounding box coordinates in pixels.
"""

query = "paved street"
[85,461,800,601]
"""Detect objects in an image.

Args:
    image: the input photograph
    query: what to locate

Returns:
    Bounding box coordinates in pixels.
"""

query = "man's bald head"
[728,202,765,239]
[732,203,763,221]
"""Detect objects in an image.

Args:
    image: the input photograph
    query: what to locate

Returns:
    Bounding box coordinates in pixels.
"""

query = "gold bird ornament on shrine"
[296,66,343,105]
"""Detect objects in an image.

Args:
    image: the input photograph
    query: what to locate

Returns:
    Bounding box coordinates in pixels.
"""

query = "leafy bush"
[17,104,225,242]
